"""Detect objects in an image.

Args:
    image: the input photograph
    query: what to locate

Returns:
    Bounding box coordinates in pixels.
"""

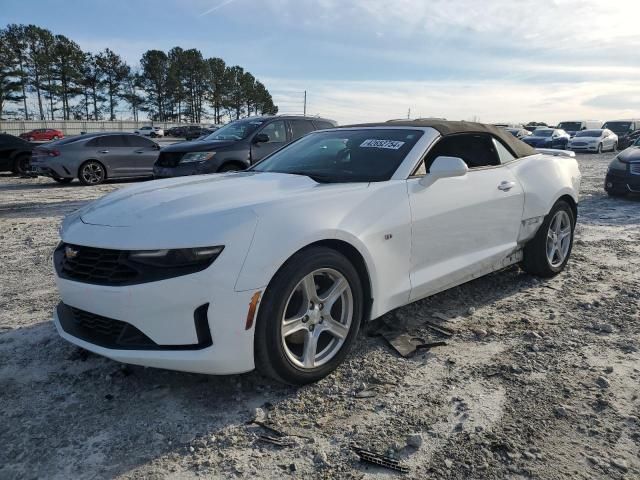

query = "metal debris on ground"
[257,434,295,447]
[352,446,410,473]
[381,331,447,358]
[423,321,455,337]
[354,389,377,399]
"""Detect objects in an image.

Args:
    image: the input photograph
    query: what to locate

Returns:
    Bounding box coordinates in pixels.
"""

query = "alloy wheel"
[546,210,572,268]
[281,268,353,369]
[81,162,105,184]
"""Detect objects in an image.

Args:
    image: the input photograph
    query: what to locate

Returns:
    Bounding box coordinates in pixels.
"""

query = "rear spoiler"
[535,148,576,158]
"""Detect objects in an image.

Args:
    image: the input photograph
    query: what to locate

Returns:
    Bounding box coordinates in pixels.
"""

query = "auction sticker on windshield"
[360,139,405,150]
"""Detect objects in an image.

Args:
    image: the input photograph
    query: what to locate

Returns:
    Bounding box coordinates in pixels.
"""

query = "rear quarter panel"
[507,153,581,235]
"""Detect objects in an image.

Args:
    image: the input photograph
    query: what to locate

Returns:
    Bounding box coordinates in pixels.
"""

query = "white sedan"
[134,126,164,138]
[52,121,581,384]
[568,128,618,153]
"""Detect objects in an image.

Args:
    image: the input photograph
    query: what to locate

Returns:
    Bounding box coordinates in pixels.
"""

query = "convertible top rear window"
[251,129,423,182]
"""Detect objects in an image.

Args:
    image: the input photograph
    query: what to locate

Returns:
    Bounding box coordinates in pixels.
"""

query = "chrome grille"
[630,163,640,175]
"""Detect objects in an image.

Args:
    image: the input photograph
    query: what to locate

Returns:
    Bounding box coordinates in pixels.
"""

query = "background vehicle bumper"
[605,170,640,194]
[53,273,260,374]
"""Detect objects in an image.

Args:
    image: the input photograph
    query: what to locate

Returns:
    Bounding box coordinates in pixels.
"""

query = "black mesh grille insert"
[56,302,213,351]
[55,243,139,285]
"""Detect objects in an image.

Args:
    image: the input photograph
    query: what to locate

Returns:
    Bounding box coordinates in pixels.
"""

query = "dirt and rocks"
[0,152,638,479]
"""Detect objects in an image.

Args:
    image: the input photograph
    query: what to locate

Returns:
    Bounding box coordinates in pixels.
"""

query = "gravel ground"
[1,152,638,479]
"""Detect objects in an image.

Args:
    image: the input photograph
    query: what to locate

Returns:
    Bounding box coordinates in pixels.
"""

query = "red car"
[19,128,64,142]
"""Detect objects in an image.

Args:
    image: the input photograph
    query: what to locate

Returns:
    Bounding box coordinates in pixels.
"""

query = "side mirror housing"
[253,133,269,144]
[420,156,468,186]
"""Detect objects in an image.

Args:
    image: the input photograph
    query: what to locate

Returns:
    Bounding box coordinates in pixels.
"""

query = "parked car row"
[23,115,335,184]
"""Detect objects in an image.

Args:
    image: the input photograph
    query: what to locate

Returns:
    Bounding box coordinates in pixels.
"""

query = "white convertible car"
[53,121,581,384]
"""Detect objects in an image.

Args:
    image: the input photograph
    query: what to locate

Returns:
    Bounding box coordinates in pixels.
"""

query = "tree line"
[0,24,278,123]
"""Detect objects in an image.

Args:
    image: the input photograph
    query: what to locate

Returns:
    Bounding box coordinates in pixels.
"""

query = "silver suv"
[31,132,160,185]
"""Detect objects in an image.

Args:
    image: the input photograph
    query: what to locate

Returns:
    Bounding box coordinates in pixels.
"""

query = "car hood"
[570,136,600,141]
[78,172,368,227]
[523,136,551,142]
[161,139,238,152]
[617,146,640,163]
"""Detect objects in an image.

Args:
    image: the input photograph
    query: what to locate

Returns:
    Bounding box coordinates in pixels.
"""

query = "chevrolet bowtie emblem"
[64,246,78,259]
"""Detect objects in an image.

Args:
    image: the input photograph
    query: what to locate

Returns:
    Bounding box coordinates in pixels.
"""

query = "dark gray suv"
[153,115,336,178]
[31,132,160,185]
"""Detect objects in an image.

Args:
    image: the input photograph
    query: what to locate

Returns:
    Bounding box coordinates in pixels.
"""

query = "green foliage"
[0,23,279,122]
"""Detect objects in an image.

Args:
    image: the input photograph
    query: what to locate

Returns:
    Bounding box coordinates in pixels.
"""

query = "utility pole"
[407,108,411,119]
[303,90,307,116]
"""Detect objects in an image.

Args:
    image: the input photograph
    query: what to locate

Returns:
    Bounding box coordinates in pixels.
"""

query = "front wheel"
[254,247,363,385]
[612,142,618,152]
[522,200,575,278]
[596,143,602,153]
[53,135,59,140]
[78,160,106,185]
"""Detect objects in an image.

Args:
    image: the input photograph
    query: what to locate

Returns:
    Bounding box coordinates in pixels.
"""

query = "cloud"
[264,77,640,125]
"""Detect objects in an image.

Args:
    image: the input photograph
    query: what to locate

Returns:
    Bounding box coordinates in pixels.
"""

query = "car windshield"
[575,130,602,137]
[202,119,264,141]
[533,130,553,137]
[602,122,631,133]
[558,122,582,131]
[251,129,424,183]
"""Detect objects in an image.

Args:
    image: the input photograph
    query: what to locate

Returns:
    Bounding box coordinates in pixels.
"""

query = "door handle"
[498,181,515,191]
[98,150,109,154]
[134,150,144,153]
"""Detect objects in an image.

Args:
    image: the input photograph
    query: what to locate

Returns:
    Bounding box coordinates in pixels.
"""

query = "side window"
[126,135,155,147]
[313,120,334,130]
[492,138,516,164]
[98,135,128,147]
[260,121,287,143]
[423,133,501,171]
[290,120,315,139]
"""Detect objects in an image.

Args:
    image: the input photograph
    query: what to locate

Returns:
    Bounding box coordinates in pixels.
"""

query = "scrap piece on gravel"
[382,331,447,357]
[257,434,295,447]
[355,389,377,399]
[352,446,410,474]
[424,321,455,337]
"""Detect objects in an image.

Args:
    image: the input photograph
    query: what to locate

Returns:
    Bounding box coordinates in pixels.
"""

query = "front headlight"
[180,152,216,163]
[607,157,626,172]
[129,246,224,267]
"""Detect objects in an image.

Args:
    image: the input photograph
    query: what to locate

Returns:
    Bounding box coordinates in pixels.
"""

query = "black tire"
[13,154,31,175]
[596,143,602,153]
[28,136,35,142]
[255,247,363,385]
[53,177,73,184]
[218,163,242,172]
[78,160,106,186]
[53,135,59,140]
[612,142,618,152]
[522,200,575,278]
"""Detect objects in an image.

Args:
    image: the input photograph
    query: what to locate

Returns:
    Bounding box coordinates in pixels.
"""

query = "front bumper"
[53,271,261,375]
[605,169,640,194]
[153,163,216,178]
[569,144,598,152]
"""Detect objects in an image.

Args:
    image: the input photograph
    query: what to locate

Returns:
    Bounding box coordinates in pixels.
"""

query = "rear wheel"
[78,160,106,185]
[13,155,31,175]
[28,136,35,142]
[522,200,575,278]
[53,135,59,140]
[255,247,363,385]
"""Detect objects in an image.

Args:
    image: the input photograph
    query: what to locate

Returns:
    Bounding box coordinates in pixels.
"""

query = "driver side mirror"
[253,133,269,144]
[420,156,468,186]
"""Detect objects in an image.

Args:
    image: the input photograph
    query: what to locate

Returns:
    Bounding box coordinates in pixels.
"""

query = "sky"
[3,0,640,124]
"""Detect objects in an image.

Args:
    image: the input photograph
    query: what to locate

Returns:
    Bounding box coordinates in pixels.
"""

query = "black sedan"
[605,137,640,197]
[0,134,34,175]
